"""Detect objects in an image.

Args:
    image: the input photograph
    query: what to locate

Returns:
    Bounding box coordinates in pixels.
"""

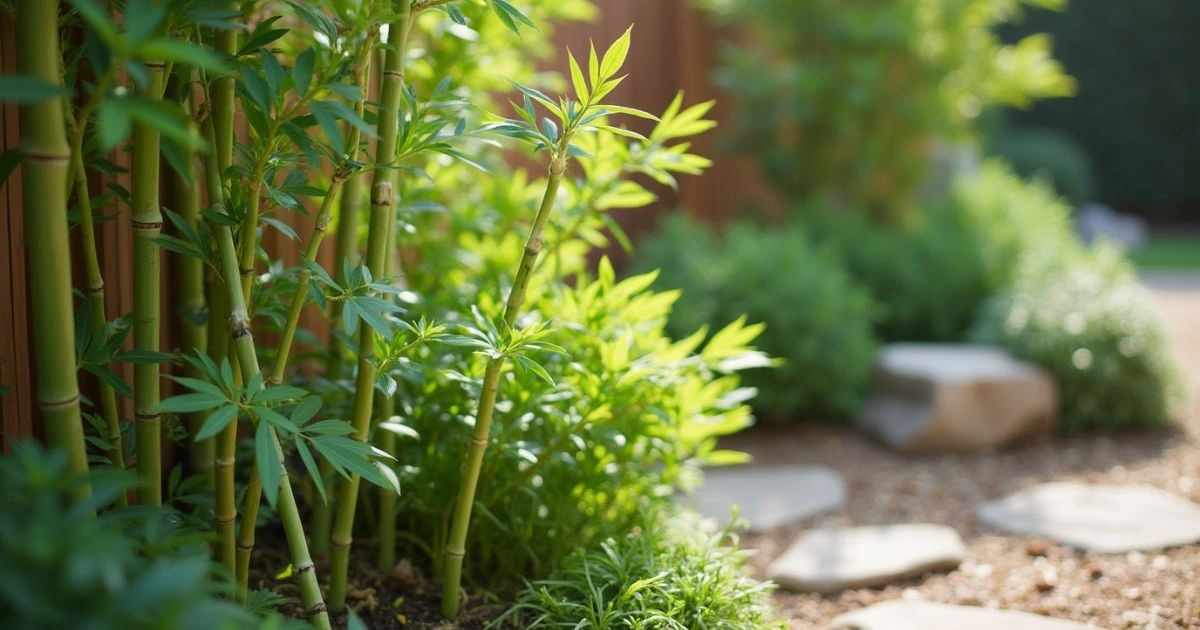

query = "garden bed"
[725,282,1200,628]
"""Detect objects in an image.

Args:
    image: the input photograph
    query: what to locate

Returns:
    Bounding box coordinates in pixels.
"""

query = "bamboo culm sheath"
[441,156,567,618]
[199,114,332,630]
[329,8,412,613]
[17,0,91,507]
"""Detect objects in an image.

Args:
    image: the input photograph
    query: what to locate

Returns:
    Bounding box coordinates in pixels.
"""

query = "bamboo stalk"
[441,155,567,618]
[132,60,166,507]
[169,78,214,482]
[206,10,239,575]
[200,113,332,630]
[17,0,91,506]
[64,81,125,500]
[328,7,412,613]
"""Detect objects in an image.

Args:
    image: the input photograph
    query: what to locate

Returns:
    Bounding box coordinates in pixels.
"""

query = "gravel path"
[726,282,1200,629]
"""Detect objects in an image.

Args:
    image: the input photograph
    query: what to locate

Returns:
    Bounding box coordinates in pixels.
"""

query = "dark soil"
[249,531,500,629]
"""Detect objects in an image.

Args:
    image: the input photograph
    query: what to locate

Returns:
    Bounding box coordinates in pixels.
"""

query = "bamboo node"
[236,543,254,551]
[85,282,105,295]
[470,435,488,447]
[215,457,236,467]
[214,513,237,524]
[331,537,353,548]
[382,70,405,80]
[135,411,162,422]
[295,561,316,575]
[39,394,80,411]
[306,603,328,618]
[550,158,567,176]
[371,181,393,207]
[131,219,164,230]
[19,148,70,164]
[446,549,466,558]
[525,237,543,257]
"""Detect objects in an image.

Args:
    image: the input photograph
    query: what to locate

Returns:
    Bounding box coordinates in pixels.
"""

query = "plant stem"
[329,7,412,613]
[442,155,566,618]
[207,12,239,575]
[64,83,125,500]
[131,59,165,507]
[200,113,331,630]
[17,0,91,506]
[170,78,213,482]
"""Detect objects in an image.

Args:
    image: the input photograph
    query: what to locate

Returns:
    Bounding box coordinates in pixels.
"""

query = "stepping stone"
[978,482,1200,553]
[767,523,965,593]
[692,466,845,533]
[829,601,1094,629]
[859,343,1057,453]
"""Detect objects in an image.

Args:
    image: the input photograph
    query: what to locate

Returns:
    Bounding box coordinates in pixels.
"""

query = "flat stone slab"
[829,601,1095,630]
[859,343,1057,453]
[768,524,965,593]
[978,482,1200,553]
[693,466,846,533]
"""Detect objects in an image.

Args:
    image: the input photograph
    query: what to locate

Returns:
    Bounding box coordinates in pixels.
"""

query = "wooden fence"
[0,1,777,443]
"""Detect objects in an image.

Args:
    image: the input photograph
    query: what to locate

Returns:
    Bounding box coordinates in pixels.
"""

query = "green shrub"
[501,510,784,629]
[987,124,1095,205]
[0,442,288,630]
[390,257,765,587]
[971,248,1176,432]
[696,0,1075,221]
[802,208,991,342]
[950,159,1082,288]
[638,216,878,421]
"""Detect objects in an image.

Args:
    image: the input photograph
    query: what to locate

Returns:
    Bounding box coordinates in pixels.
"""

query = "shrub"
[637,216,879,421]
[950,159,1082,288]
[801,208,991,342]
[696,0,1075,221]
[392,258,766,587]
[501,510,784,629]
[971,248,1176,432]
[987,124,1095,205]
[0,442,288,630]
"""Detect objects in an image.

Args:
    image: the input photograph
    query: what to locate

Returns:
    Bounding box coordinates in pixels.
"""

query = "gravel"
[725,284,1200,629]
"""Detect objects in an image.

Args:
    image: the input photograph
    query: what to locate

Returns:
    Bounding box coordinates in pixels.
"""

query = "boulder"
[767,523,965,593]
[859,343,1057,453]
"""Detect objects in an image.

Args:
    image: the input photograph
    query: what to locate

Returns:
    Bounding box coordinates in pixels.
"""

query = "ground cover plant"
[0,0,778,627]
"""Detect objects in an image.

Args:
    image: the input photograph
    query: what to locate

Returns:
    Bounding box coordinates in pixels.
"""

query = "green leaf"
[567,50,589,104]
[291,396,322,425]
[0,76,69,104]
[490,0,535,34]
[156,393,224,414]
[254,385,307,404]
[296,439,326,505]
[66,0,120,46]
[292,48,315,97]
[195,405,238,441]
[136,39,228,73]
[600,26,634,81]
[123,0,167,47]
[256,421,282,507]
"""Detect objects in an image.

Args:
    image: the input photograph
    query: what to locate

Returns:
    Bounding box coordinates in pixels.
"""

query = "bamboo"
[328,7,412,613]
[199,114,332,630]
[131,60,166,506]
[441,155,567,617]
[169,79,214,481]
[64,79,125,501]
[206,11,239,575]
[17,0,91,505]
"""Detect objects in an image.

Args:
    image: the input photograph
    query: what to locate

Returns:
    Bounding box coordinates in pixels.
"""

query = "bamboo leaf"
[600,27,634,82]
[256,421,282,507]
[196,405,238,441]
[0,76,69,104]
[65,0,120,46]
[567,50,589,104]
[296,439,326,505]
[156,393,224,413]
[136,39,229,74]
[292,48,315,97]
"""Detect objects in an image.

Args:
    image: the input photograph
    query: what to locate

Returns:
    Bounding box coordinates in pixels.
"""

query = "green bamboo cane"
[64,81,125,501]
[168,79,214,482]
[131,59,166,507]
[16,0,91,506]
[328,7,412,613]
[199,113,332,630]
[315,45,376,559]
[442,154,567,618]
[206,13,239,575]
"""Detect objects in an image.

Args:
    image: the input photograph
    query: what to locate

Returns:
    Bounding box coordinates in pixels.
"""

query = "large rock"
[859,343,1057,453]
[978,482,1200,553]
[767,523,965,593]
[829,601,1094,630]
[692,466,846,534]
